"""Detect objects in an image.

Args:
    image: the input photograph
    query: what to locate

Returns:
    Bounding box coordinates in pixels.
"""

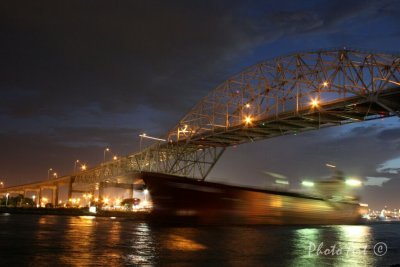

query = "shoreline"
[0,207,150,219]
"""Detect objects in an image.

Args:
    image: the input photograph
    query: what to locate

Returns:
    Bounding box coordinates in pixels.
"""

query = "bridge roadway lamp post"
[74,160,79,173]
[139,133,166,150]
[47,168,53,179]
[0,181,3,188]
[5,193,9,207]
[103,147,110,162]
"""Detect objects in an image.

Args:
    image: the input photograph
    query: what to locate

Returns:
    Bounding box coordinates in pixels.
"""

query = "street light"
[139,133,166,150]
[48,168,53,179]
[5,193,9,207]
[53,172,58,178]
[0,181,4,188]
[310,98,319,108]
[103,147,110,162]
[74,160,80,173]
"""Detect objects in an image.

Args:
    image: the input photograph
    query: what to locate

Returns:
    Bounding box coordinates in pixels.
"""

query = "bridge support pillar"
[67,177,74,200]
[52,185,59,206]
[39,188,43,207]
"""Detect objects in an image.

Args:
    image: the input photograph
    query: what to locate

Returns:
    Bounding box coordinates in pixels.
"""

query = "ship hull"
[140,172,363,225]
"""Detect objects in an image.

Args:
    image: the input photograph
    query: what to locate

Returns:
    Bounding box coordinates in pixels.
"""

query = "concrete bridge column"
[39,188,43,207]
[67,177,74,200]
[34,189,40,206]
[53,185,59,206]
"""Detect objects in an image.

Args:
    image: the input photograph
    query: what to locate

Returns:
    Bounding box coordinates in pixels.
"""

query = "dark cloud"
[377,128,400,142]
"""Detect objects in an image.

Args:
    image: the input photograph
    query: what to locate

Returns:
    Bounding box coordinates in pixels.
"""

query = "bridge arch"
[166,48,400,147]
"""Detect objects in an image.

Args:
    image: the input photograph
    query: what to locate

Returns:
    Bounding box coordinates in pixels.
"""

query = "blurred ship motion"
[140,171,364,225]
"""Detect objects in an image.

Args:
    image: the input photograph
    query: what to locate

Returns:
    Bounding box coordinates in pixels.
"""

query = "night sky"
[1,0,400,209]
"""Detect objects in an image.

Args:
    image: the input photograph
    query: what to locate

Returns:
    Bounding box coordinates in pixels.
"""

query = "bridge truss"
[74,48,400,184]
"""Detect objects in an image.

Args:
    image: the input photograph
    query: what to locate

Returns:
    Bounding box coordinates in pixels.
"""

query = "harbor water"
[0,214,399,266]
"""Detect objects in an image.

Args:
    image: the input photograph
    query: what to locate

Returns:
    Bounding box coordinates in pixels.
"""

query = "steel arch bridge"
[7,48,398,195]
[116,48,400,182]
[124,48,400,180]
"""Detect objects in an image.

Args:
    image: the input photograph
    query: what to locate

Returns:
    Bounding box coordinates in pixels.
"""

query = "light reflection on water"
[0,214,399,266]
[290,226,376,267]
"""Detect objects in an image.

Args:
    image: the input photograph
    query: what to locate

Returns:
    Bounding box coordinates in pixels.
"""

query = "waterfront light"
[302,181,315,187]
[345,179,362,187]
[89,206,97,213]
[322,81,329,87]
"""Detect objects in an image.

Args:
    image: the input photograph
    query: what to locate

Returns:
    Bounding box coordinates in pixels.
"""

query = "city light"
[245,103,250,108]
[322,81,329,87]
[345,179,362,187]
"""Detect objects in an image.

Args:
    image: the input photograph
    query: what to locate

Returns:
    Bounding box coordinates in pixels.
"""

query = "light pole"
[74,160,80,173]
[103,147,110,162]
[53,172,58,178]
[139,133,166,150]
[48,168,53,179]
[0,181,4,188]
[32,195,36,207]
[5,193,9,207]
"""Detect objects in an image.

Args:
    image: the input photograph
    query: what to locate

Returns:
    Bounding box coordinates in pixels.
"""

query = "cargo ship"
[140,172,364,225]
